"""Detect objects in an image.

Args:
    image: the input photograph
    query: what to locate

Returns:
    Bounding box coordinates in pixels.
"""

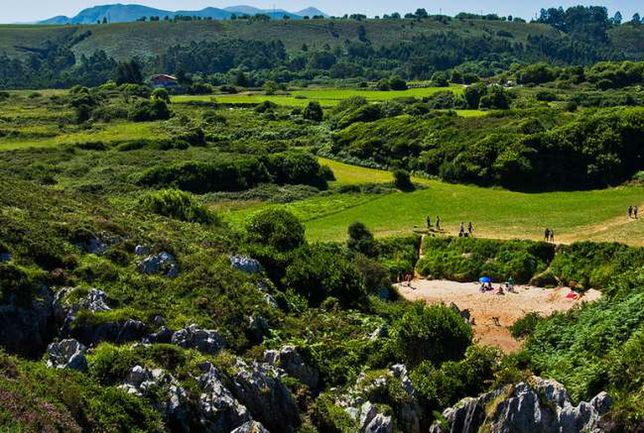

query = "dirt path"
[396,280,601,353]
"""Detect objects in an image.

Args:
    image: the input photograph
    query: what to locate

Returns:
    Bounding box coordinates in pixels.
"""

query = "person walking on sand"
[628,206,633,219]
[635,206,639,219]
[544,228,550,242]
[459,222,465,237]
[549,229,555,243]
[468,222,473,237]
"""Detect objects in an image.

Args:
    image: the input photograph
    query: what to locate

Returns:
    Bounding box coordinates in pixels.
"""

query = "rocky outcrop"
[79,288,111,312]
[138,252,179,278]
[119,365,191,429]
[264,345,319,389]
[248,316,270,342]
[46,339,88,372]
[143,326,174,344]
[0,286,61,357]
[430,376,612,433]
[230,256,262,274]
[231,359,300,432]
[171,324,225,355]
[198,362,251,432]
[230,421,270,433]
[70,318,149,346]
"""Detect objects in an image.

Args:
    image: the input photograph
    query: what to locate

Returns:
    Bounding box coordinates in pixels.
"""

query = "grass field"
[173,85,484,116]
[224,158,644,246]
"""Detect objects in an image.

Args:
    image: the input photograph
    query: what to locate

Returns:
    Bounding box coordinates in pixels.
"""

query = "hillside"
[0,18,566,61]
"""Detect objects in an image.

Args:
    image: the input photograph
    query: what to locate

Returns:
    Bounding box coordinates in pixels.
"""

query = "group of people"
[459,222,474,237]
[426,215,441,230]
[544,228,555,243]
[628,205,639,219]
[480,277,516,295]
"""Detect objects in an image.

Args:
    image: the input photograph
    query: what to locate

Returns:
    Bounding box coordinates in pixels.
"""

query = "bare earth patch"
[396,280,601,353]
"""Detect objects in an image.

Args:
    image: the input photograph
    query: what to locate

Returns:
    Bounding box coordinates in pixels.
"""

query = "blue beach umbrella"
[479,276,491,283]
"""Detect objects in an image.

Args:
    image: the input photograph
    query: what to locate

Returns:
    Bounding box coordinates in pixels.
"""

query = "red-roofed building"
[150,74,179,88]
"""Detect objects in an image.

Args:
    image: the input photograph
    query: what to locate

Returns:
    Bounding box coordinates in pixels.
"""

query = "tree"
[392,303,473,367]
[612,11,623,25]
[115,60,143,85]
[463,83,486,109]
[263,80,278,95]
[631,13,641,25]
[415,8,429,19]
[389,76,408,90]
[431,71,449,87]
[357,25,368,42]
[302,101,323,121]
[234,70,249,87]
[151,88,170,103]
[347,222,378,257]
[479,85,510,109]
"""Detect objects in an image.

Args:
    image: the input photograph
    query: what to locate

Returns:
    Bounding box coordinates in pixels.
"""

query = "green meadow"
[224,158,644,246]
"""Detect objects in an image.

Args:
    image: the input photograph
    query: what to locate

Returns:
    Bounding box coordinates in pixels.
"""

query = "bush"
[509,312,542,339]
[393,169,414,191]
[347,222,378,257]
[247,209,306,252]
[283,243,366,307]
[128,98,171,121]
[141,189,219,224]
[392,302,473,367]
[303,101,324,121]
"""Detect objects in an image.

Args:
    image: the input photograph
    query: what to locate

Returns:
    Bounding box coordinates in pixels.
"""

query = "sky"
[2,0,641,23]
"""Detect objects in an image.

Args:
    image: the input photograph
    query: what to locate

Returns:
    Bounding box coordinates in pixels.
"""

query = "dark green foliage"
[392,302,473,367]
[410,345,501,410]
[283,243,366,307]
[128,98,171,121]
[303,101,324,121]
[509,312,543,339]
[547,242,644,290]
[141,189,219,224]
[263,152,329,190]
[416,237,554,284]
[392,169,414,191]
[138,158,272,193]
[115,60,143,85]
[247,209,306,252]
[0,264,43,307]
[347,222,378,258]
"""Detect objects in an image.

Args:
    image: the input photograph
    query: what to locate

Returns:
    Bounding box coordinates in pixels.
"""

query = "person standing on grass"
[436,216,441,230]
[426,215,432,229]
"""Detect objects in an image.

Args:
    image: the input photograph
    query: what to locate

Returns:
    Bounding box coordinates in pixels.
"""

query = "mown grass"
[225,160,644,246]
[173,85,475,111]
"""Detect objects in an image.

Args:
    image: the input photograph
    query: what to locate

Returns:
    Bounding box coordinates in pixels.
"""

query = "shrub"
[247,209,306,252]
[393,169,414,191]
[303,101,324,121]
[509,312,542,339]
[263,152,329,189]
[141,189,219,224]
[347,222,378,257]
[392,302,473,367]
[128,98,171,121]
[283,243,367,307]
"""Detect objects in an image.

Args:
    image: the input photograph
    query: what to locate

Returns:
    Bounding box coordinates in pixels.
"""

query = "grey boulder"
[138,252,179,278]
[264,345,319,390]
[171,324,225,355]
[47,339,88,372]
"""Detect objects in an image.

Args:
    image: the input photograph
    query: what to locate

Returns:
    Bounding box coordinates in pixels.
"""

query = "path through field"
[396,280,601,353]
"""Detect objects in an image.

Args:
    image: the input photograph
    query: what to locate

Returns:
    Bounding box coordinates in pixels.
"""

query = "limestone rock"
[138,252,179,278]
[431,376,612,433]
[79,288,111,312]
[198,362,251,432]
[171,324,225,355]
[230,421,270,433]
[264,345,319,389]
[47,339,88,372]
[231,359,300,432]
[230,256,262,274]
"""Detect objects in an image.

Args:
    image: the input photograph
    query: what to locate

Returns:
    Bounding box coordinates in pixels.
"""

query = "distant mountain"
[296,7,329,18]
[38,3,327,25]
[224,5,302,20]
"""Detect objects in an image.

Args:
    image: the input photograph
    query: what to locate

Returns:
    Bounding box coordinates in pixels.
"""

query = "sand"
[396,280,601,353]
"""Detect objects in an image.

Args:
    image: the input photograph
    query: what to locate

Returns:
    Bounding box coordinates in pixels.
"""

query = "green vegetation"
[0,6,643,432]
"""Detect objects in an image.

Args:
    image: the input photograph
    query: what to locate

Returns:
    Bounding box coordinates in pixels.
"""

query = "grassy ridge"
[0,19,559,60]
[225,159,644,246]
